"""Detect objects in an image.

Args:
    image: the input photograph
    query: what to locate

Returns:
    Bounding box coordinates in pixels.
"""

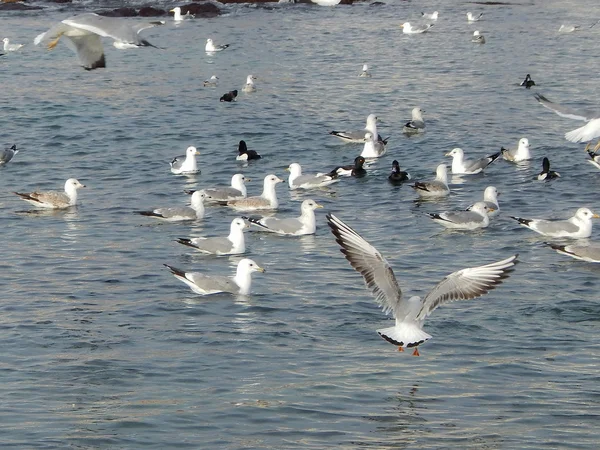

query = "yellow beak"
[256,266,266,273]
[315,203,324,209]
[593,214,600,219]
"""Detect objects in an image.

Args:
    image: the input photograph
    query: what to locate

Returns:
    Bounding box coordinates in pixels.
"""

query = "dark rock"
[98,7,138,17]
[138,6,166,16]
[183,2,221,17]
[0,2,42,9]
[47,0,72,3]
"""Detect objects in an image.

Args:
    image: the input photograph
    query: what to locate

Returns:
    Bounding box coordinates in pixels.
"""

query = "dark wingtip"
[511,216,532,226]
[164,264,186,277]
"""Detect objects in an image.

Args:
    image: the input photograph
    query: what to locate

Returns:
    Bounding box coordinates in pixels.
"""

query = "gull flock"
[2,5,600,357]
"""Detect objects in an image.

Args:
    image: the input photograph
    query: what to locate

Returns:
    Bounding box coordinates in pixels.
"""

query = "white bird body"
[472,30,486,44]
[205,38,229,52]
[446,148,500,174]
[310,0,342,6]
[359,64,371,78]
[401,22,433,34]
[421,11,438,20]
[203,75,219,87]
[360,132,386,158]
[287,163,339,190]
[170,146,199,174]
[170,7,194,22]
[467,12,483,22]
[501,138,531,162]
[15,178,85,209]
[3,38,24,52]
[511,208,599,239]
[242,75,257,93]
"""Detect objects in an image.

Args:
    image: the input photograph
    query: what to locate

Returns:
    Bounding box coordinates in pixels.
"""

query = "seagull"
[176,218,248,255]
[534,93,600,145]
[511,208,599,239]
[329,113,382,144]
[244,199,323,236]
[203,75,219,87]
[287,163,339,190]
[242,75,257,93]
[199,173,248,203]
[236,140,261,161]
[327,213,518,355]
[467,12,483,22]
[411,164,449,198]
[547,242,600,263]
[421,11,438,20]
[34,13,163,70]
[170,7,194,22]
[587,149,600,170]
[400,22,433,34]
[226,174,283,211]
[205,38,229,53]
[537,157,560,181]
[388,160,411,184]
[329,156,367,178]
[467,186,500,217]
[170,146,200,175]
[427,202,493,230]
[136,190,206,221]
[520,74,535,89]
[0,144,18,166]
[164,258,264,296]
[220,90,238,102]
[310,0,342,6]
[445,148,501,174]
[402,107,425,134]
[501,138,531,162]
[3,38,24,52]
[15,178,85,209]
[359,64,371,78]
[360,132,387,158]
[472,30,486,44]
[558,24,580,33]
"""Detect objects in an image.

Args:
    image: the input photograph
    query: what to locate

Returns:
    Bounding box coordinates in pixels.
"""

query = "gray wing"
[64,34,105,70]
[63,14,149,45]
[170,155,185,171]
[228,196,271,210]
[532,219,579,234]
[440,210,486,224]
[205,187,243,201]
[418,180,448,194]
[293,174,334,188]
[187,236,233,254]
[0,149,15,164]
[257,217,303,234]
[411,120,425,129]
[186,273,238,294]
[327,214,406,318]
[330,130,365,141]
[30,191,70,207]
[416,255,518,320]
[465,156,493,172]
[550,243,600,262]
[155,206,195,219]
[534,94,598,122]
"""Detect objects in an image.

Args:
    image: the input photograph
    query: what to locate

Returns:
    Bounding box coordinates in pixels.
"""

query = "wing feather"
[534,94,598,122]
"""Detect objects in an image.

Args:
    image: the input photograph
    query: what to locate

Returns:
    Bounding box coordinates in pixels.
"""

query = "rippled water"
[2,1,600,447]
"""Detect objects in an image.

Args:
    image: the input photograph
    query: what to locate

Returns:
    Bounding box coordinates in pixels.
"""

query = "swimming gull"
[0,144,18,166]
[3,38,24,52]
[400,23,433,34]
[242,75,257,93]
[547,242,600,263]
[501,138,531,162]
[534,93,600,144]
[170,7,194,22]
[445,148,501,174]
[176,217,248,255]
[360,132,387,158]
[220,90,238,102]
[170,146,200,175]
[137,190,206,221]
[15,178,85,209]
[467,12,483,22]
[472,30,486,44]
[244,199,323,236]
[520,74,535,89]
[236,140,261,161]
[329,156,367,178]
[165,258,264,296]
[411,164,449,198]
[388,160,411,184]
[428,202,493,230]
[226,174,283,211]
[287,162,339,189]
[467,186,500,217]
[402,107,425,134]
[327,213,518,355]
[537,157,560,181]
[511,207,599,239]
[205,38,229,53]
[359,64,371,78]
[195,173,248,203]
[421,11,438,20]
[329,113,383,143]
[310,0,342,6]
[587,148,600,170]
[558,25,580,33]
[203,75,219,87]
[34,13,163,70]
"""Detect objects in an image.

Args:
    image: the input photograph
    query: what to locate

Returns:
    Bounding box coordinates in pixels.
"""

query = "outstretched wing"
[327,214,404,317]
[416,255,518,320]
[534,93,598,122]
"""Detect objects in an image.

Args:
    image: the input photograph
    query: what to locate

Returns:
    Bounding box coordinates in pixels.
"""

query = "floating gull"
[203,75,218,87]
[287,162,339,190]
[558,24,580,33]
[220,90,238,102]
[388,160,411,184]
[411,164,449,198]
[329,113,381,144]
[428,202,493,230]
[537,157,560,181]
[534,93,600,144]
[200,174,248,202]
[15,178,85,209]
[244,199,323,236]
[34,13,163,70]
[472,30,485,44]
[170,146,200,175]
[445,148,500,174]
[176,217,248,255]
[164,258,264,296]
[3,38,24,52]
[401,22,433,34]
[137,190,206,221]
[170,7,194,22]
[520,74,535,89]
[511,207,599,239]
[236,140,261,161]
[501,138,531,162]
[0,144,18,166]
[547,242,600,263]
[360,132,387,158]
[329,156,367,178]
[242,75,257,93]
[467,186,500,217]
[402,107,425,134]
[205,38,229,53]
[421,11,438,20]
[467,12,483,22]
[587,148,600,170]
[226,174,283,211]
[327,213,517,355]
[310,0,342,6]
[359,64,371,78]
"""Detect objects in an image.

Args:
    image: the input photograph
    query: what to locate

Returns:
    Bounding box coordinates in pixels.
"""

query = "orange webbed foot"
[398,346,404,352]
[412,348,420,356]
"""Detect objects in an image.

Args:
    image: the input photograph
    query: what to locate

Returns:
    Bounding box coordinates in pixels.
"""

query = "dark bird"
[520,74,535,89]
[220,90,238,102]
[0,144,19,166]
[328,156,367,178]
[236,140,261,161]
[537,157,560,181]
[388,160,411,184]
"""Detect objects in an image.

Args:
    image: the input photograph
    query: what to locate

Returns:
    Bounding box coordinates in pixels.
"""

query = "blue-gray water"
[2,1,600,448]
